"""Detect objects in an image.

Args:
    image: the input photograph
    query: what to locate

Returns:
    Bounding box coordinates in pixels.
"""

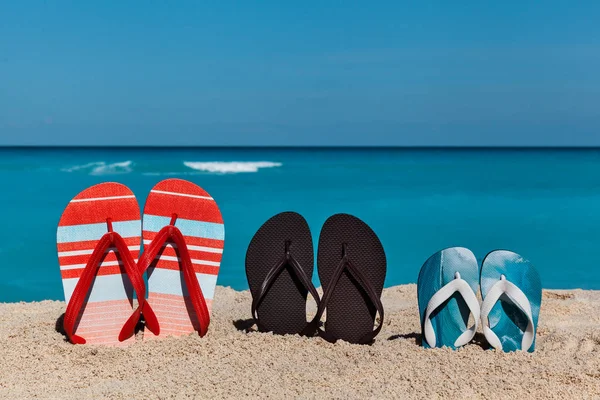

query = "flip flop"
[417,247,480,349]
[57,182,151,346]
[245,212,320,335]
[480,250,542,352]
[139,178,224,339]
[314,214,386,344]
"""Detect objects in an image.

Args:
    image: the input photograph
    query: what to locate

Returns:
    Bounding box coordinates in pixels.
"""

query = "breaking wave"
[62,161,133,175]
[183,161,282,174]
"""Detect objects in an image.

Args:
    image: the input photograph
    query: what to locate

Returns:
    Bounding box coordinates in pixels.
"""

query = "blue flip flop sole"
[480,250,542,352]
[417,247,479,349]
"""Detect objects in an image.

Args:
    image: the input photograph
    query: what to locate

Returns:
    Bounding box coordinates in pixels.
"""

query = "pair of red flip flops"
[57,179,224,346]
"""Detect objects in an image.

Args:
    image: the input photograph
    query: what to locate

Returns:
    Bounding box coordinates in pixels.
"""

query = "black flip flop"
[245,212,321,335]
[314,214,386,344]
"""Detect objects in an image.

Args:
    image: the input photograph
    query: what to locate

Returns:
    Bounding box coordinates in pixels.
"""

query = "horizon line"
[1,145,600,150]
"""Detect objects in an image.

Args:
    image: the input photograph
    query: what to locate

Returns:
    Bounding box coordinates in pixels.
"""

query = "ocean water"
[1,147,599,302]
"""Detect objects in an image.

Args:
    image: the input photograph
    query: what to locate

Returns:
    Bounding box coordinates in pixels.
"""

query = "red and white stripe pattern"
[57,183,141,346]
[142,179,224,339]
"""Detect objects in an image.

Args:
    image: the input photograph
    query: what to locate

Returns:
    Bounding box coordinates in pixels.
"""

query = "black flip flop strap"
[315,255,385,344]
[251,250,321,336]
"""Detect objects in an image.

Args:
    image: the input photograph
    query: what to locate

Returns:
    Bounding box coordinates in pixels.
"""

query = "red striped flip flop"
[57,182,155,346]
[139,178,224,339]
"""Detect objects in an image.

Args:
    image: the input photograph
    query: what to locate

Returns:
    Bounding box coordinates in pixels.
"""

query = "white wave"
[183,161,282,174]
[62,162,102,173]
[62,161,133,175]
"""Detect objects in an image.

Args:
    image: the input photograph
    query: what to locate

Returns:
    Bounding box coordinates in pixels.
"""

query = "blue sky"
[0,1,599,146]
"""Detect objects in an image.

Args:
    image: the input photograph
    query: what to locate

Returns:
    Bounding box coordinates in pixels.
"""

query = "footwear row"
[57,179,541,351]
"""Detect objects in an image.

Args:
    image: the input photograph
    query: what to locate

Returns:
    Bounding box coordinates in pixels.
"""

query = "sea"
[1,147,599,302]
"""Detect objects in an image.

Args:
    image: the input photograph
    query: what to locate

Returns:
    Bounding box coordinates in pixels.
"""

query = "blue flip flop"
[480,250,542,352]
[417,247,481,349]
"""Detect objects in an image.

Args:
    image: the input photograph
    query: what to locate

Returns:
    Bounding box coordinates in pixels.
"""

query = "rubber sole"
[142,178,224,339]
[57,182,141,346]
[417,247,479,349]
[317,214,386,344]
[245,212,314,335]
[480,250,542,352]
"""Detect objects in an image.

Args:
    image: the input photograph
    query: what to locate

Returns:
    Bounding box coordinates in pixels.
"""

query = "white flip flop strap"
[480,276,535,351]
[423,275,480,348]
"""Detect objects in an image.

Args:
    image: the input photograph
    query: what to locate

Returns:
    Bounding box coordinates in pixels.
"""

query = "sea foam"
[62,161,133,175]
[183,161,282,174]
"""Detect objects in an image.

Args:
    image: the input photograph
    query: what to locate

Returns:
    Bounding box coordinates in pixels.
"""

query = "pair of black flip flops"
[245,212,387,344]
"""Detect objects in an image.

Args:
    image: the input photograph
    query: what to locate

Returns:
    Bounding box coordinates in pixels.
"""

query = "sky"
[0,1,599,146]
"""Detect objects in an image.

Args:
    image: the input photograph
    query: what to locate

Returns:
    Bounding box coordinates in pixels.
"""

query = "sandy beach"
[1,285,599,399]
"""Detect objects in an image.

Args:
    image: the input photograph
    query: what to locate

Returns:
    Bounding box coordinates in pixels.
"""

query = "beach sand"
[1,285,599,399]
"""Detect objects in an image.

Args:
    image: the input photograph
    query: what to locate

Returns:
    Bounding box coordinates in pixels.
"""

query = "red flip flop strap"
[137,225,210,336]
[128,227,178,337]
[169,227,210,337]
[63,234,112,344]
[63,231,144,344]
[137,227,171,276]
[114,234,152,342]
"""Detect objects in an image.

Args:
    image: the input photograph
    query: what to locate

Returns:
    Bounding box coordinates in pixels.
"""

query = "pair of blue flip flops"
[417,248,542,352]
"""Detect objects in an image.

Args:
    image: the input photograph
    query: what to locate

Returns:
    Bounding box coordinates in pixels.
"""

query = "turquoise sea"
[1,147,599,302]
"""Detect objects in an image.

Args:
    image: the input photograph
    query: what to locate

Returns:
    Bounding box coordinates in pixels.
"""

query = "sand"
[0,285,599,399]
